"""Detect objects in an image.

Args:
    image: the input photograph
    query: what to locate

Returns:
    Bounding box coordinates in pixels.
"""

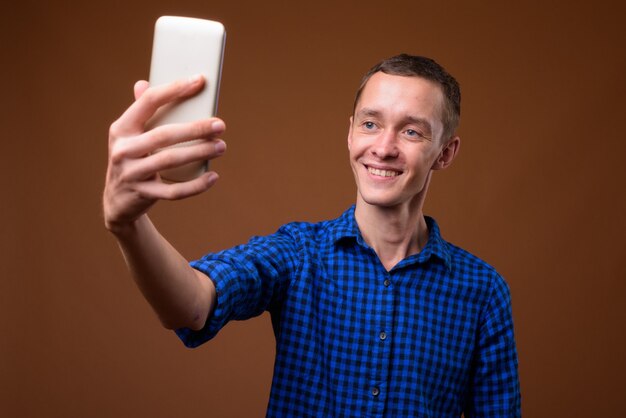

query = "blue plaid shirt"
[177,207,520,417]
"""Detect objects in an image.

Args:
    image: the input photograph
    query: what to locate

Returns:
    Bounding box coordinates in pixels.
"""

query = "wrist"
[105,214,146,240]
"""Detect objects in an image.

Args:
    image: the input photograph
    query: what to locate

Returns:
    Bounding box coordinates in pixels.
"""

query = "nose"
[371,129,399,159]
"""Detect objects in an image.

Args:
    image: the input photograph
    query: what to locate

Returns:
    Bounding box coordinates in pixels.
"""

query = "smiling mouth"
[367,166,401,177]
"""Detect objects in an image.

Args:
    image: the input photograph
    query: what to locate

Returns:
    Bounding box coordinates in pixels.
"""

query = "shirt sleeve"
[465,273,521,417]
[175,226,301,348]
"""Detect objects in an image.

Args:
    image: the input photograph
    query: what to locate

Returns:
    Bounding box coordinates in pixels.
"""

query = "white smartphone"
[147,16,226,182]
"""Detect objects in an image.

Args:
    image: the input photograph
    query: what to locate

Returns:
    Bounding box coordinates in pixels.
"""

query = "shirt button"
[383,279,391,287]
[371,387,380,396]
[379,331,387,341]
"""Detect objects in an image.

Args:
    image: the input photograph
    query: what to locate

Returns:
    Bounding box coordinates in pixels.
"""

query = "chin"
[358,191,403,208]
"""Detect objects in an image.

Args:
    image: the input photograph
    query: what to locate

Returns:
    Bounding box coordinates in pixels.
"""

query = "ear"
[347,116,354,150]
[432,136,460,170]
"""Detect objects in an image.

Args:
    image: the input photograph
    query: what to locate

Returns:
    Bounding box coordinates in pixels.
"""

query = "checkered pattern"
[177,207,520,417]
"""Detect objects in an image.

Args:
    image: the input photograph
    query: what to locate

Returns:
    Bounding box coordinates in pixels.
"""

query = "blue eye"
[405,129,422,138]
[363,121,376,130]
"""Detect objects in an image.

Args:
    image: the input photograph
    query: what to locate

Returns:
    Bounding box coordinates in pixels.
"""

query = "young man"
[104,54,521,417]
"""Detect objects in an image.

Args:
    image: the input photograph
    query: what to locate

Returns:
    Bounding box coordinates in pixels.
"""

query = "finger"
[117,75,206,135]
[123,139,226,181]
[134,80,150,100]
[136,171,220,201]
[117,118,225,158]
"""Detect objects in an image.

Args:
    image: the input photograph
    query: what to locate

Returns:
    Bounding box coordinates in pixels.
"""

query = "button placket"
[369,268,392,412]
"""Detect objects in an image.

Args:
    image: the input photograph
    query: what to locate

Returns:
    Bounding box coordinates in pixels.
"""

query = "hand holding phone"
[147,16,226,182]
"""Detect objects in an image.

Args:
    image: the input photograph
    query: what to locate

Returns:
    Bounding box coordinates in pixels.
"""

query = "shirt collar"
[330,206,452,270]
[329,205,361,243]
[419,216,452,270]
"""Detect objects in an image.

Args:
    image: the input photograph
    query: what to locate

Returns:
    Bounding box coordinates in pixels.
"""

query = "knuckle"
[110,151,124,165]
[109,120,123,138]
[162,187,181,201]
[191,121,209,139]
[109,139,133,164]
[156,150,177,169]
[140,89,158,108]
[146,128,165,147]
[109,146,126,165]
[117,168,134,184]
[139,86,164,110]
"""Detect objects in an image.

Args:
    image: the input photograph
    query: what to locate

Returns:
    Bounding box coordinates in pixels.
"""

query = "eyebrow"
[356,108,383,119]
[356,107,433,136]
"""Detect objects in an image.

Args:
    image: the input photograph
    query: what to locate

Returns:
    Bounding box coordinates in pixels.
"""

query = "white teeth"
[368,167,400,177]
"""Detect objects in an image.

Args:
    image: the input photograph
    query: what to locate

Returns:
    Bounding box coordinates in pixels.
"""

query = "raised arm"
[103,76,225,330]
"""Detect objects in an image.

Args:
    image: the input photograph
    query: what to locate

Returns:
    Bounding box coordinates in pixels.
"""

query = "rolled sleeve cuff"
[175,259,238,348]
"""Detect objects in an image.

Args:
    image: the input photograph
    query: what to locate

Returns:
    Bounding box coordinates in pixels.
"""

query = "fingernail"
[189,74,203,84]
[215,140,226,153]
[212,120,226,132]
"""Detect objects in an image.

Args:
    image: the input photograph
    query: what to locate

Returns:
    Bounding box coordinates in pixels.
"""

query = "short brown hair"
[353,54,461,141]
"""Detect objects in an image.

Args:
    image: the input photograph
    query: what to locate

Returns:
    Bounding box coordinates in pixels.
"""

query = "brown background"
[1,0,624,416]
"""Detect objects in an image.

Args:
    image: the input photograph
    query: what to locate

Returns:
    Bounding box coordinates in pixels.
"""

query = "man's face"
[348,72,453,210]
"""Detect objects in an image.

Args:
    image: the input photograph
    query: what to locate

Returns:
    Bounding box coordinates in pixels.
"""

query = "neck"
[354,200,429,271]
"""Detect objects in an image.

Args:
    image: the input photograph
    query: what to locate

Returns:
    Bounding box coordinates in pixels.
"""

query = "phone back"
[148,16,226,182]
[149,16,226,126]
